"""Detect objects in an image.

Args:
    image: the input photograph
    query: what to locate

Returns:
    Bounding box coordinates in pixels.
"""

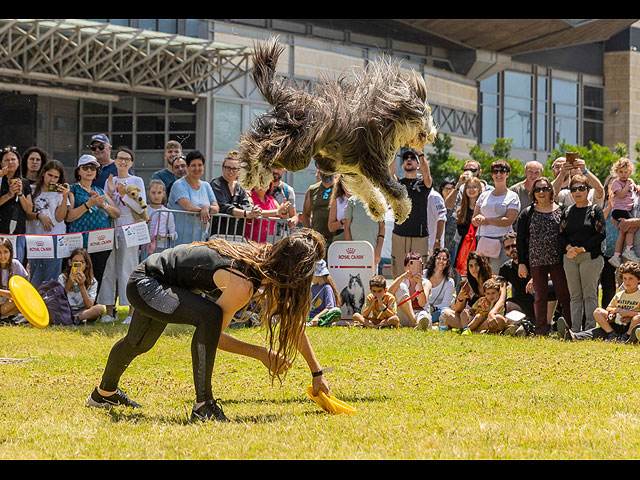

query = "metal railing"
[142,209,291,258]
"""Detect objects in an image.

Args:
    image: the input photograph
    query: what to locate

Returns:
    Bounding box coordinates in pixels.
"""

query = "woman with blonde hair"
[87,229,330,422]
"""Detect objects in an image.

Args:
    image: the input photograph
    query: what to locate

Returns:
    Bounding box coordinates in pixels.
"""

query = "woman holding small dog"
[97,147,147,324]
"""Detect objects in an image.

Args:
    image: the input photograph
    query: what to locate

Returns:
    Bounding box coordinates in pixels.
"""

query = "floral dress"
[528,208,563,267]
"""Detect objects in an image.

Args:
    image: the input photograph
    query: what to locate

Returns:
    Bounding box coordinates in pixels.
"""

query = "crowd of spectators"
[3,135,640,347]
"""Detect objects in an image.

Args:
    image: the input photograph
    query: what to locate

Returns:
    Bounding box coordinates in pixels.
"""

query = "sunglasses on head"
[1,146,18,154]
[89,144,106,151]
[533,186,552,194]
[570,185,588,192]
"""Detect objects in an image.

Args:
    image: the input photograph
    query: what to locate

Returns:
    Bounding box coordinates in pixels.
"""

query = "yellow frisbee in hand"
[307,386,356,415]
[9,276,49,329]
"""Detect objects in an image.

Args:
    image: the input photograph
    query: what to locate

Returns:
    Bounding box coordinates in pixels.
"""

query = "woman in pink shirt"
[245,182,290,243]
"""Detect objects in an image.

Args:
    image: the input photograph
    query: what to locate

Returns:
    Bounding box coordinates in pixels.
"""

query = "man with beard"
[389,149,433,278]
[302,170,336,248]
[151,140,184,189]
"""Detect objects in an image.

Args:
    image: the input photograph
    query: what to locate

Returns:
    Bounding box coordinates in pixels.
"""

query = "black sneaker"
[620,333,631,344]
[556,316,574,341]
[605,331,619,342]
[190,399,229,423]
[86,387,141,409]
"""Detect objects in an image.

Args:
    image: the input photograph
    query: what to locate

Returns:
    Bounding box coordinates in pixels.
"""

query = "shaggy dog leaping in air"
[238,37,438,224]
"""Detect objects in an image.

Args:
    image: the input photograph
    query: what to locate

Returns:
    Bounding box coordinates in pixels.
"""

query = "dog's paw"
[391,197,412,225]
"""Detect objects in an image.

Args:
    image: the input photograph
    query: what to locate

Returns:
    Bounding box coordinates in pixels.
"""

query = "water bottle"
[439,320,446,332]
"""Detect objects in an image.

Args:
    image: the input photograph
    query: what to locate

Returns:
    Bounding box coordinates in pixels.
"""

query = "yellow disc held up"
[306,386,356,415]
[9,276,49,329]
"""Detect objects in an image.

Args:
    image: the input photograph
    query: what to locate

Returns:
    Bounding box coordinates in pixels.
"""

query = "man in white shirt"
[426,188,447,255]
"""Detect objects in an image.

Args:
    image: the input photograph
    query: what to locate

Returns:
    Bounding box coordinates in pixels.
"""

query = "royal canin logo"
[346,247,356,254]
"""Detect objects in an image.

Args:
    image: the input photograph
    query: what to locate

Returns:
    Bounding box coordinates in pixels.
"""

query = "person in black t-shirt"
[498,232,535,321]
[86,229,331,423]
[389,149,432,278]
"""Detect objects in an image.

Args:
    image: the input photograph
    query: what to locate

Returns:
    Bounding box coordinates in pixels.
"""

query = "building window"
[479,70,603,153]
[80,96,196,182]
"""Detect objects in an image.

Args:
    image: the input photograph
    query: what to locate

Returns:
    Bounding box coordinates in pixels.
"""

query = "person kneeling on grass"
[352,275,400,328]
[59,248,106,325]
[461,277,511,334]
[558,261,640,343]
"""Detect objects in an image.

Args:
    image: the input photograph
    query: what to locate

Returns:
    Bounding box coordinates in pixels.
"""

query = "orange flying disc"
[9,276,49,329]
[306,386,356,415]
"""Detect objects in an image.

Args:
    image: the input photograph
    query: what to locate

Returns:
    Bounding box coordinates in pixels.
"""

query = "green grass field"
[1,320,640,460]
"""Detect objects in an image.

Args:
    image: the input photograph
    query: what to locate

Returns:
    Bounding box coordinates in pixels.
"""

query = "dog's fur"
[238,37,438,224]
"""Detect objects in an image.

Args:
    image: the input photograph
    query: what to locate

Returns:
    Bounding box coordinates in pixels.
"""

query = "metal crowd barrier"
[143,209,291,257]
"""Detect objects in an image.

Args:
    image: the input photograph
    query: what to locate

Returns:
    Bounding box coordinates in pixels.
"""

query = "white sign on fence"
[122,221,151,248]
[327,241,375,321]
[87,228,114,253]
[56,233,84,259]
[25,235,55,259]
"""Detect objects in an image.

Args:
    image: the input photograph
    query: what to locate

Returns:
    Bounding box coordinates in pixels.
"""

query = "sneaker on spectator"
[620,333,631,343]
[622,248,640,262]
[605,331,619,342]
[556,316,574,341]
[608,255,622,268]
[101,314,116,324]
[13,314,28,325]
[122,316,132,325]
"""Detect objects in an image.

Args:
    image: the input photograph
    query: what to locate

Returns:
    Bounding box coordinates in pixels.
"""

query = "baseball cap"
[77,154,100,167]
[90,133,111,145]
[314,260,330,277]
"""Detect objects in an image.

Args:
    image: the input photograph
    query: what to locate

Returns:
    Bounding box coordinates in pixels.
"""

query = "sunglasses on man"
[89,144,106,152]
[491,167,509,174]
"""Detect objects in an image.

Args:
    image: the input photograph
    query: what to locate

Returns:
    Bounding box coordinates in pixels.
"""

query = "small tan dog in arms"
[238,37,438,224]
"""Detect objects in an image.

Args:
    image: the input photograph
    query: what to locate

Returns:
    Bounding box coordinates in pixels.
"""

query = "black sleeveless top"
[142,243,262,294]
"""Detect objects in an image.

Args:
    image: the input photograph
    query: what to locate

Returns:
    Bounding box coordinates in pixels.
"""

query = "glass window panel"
[112,116,133,131]
[136,98,165,114]
[138,19,157,31]
[584,121,603,145]
[170,134,195,150]
[53,116,77,133]
[481,106,499,145]
[553,117,578,147]
[134,151,165,170]
[168,98,196,114]
[479,74,499,93]
[504,71,532,99]
[168,115,196,131]
[481,92,499,106]
[584,109,603,121]
[554,104,578,117]
[109,19,130,27]
[185,19,201,38]
[112,97,133,114]
[537,113,547,151]
[136,115,165,131]
[552,79,578,104]
[504,109,532,149]
[537,77,548,102]
[137,133,165,150]
[111,134,132,149]
[584,86,604,109]
[82,100,109,115]
[504,96,531,111]
[214,102,242,153]
[537,100,547,114]
[83,117,109,132]
[158,19,177,34]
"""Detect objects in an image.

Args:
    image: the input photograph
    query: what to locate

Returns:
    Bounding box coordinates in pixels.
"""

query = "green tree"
[428,132,466,190]
[468,137,524,187]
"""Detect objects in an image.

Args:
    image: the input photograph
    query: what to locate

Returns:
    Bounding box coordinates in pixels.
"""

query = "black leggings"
[99,267,224,403]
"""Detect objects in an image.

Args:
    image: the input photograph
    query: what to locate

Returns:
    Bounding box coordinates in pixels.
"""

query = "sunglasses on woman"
[80,164,98,171]
[533,186,551,193]
[570,185,588,192]
[491,167,509,174]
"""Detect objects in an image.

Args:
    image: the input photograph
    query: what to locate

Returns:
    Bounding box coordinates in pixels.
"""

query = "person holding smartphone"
[552,152,604,208]
[58,248,105,325]
[387,252,432,328]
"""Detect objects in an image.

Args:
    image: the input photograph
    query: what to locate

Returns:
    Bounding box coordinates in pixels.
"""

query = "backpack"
[36,280,74,326]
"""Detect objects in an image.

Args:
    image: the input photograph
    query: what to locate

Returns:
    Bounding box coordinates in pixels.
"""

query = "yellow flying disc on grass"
[9,276,49,329]
[306,386,356,415]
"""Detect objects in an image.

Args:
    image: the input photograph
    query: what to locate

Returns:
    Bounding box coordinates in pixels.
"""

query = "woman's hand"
[39,214,54,232]
[312,373,330,397]
[9,178,22,196]
[261,348,293,376]
[106,174,116,196]
[199,205,211,224]
[472,214,487,226]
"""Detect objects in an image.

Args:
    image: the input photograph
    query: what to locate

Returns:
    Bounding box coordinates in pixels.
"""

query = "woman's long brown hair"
[456,177,483,224]
[194,228,326,381]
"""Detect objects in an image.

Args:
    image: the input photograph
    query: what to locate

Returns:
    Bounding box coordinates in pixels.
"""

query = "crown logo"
[346,247,355,254]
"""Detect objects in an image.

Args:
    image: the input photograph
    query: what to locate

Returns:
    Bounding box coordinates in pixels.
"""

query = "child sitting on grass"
[559,261,640,343]
[460,277,508,334]
[352,275,399,328]
[0,237,29,324]
[58,248,105,325]
[308,260,342,327]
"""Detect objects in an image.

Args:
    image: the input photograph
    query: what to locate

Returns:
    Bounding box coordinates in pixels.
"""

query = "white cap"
[77,154,100,167]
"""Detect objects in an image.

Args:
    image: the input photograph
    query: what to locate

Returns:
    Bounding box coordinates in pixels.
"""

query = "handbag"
[455,222,476,276]
[476,236,502,258]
